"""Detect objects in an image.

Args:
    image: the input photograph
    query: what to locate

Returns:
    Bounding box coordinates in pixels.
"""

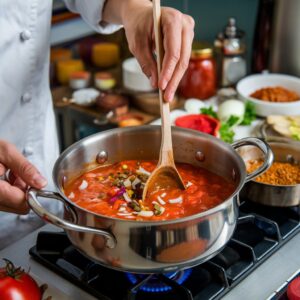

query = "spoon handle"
[153,0,174,166]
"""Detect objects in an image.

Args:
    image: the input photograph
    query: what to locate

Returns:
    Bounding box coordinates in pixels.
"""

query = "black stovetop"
[29,201,300,300]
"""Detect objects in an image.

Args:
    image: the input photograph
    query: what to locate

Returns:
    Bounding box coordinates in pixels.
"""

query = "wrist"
[120,0,152,25]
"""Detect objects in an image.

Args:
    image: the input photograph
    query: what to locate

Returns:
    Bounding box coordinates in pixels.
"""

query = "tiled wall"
[162,0,260,69]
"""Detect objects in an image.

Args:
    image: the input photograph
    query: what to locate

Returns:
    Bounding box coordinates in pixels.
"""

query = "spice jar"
[179,45,216,100]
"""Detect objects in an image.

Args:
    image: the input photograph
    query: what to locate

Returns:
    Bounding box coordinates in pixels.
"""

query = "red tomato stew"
[64,160,235,221]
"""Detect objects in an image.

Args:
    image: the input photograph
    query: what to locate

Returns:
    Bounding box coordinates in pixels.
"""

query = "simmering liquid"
[64,160,235,221]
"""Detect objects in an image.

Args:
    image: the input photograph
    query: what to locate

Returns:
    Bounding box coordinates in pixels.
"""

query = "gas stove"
[15,200,298,300]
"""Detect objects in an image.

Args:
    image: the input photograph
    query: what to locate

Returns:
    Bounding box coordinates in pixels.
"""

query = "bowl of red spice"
[237,74,300,117]
[238,139,300,206]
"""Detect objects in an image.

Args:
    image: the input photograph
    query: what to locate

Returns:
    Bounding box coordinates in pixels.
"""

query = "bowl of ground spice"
[237,74,300,117]
[238,139,300,206]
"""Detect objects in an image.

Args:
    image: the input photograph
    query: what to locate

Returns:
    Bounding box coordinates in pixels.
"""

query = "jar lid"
[191,42,213,59]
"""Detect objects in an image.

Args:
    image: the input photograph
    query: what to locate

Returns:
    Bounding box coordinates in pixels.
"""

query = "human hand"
[123,3,194,102]
[103,0,194,102]
[0,140,47,214]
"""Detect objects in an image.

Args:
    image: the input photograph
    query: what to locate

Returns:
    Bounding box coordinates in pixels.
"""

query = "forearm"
[102,0,152,25]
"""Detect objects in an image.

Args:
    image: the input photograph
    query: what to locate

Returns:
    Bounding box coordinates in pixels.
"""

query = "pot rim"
[53,125,246,225]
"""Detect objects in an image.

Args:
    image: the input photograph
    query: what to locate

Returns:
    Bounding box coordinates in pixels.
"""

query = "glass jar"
[179,46,217,100]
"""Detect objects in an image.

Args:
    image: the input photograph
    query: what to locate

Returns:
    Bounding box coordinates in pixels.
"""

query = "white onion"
[123,192,132,203]
[137,166,151,176]
[132,178,141,189]
[184,99,206,114]
[157,196,166,205]
[123,178,132,188]
[79,180,88,190]
[169,196,183,204]
[186,181,193,188]
[117,212,133,216]
[118,206,127,212]
[68,192,75,199]
[217,99,245,124]
[138,211,154,217]
[161,193,166,198]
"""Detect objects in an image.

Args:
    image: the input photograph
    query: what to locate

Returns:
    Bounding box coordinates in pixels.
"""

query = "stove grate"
[29,201,300,300]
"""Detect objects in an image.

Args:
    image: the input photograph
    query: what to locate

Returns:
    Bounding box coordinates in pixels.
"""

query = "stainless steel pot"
[240,139,300,207]
[27,126,273,273]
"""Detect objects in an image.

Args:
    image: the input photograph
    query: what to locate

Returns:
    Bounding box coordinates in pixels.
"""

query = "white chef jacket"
[0,0,121,192]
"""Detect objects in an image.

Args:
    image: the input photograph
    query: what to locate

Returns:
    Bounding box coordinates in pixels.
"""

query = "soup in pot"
[64,160,235,221]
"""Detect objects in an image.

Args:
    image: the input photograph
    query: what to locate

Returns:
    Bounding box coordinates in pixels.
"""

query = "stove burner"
[125,269,192,293]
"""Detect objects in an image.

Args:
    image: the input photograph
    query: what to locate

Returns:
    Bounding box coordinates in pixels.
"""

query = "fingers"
[7,171,27,191]
[133,40,158,89]
[159,9,182,93]
[0,140,47,189]
[164,16,194,102]
[0,163,6,176]
[159,12,195,102]
[0,180,29,214]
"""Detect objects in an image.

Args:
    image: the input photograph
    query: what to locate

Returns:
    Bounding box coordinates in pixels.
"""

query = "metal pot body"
[240,140,300,207]
[28,126,272,273]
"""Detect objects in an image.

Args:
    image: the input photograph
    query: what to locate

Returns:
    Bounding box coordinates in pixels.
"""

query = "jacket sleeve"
[64,0,122,34]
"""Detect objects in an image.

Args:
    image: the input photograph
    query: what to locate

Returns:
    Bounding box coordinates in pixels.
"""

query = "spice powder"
[247,160,300,185]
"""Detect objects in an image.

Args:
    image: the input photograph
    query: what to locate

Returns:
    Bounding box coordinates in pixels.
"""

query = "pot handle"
[232,137,274,183]
[27,188,117,249]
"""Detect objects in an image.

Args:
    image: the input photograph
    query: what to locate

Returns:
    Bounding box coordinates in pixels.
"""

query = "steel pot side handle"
[27,188,117,249]
[232,137,274,182]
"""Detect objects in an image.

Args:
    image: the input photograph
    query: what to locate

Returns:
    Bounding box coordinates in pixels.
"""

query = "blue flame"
[126,269,192,293]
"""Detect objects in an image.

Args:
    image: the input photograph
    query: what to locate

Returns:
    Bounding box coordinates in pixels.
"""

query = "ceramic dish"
[122,57,154,92]
[236,73,300,117]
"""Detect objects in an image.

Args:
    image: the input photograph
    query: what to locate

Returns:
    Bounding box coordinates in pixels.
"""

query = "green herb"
[240,101,256,125]
[153,203,162,215]
[200,106,218,119]
[219,116,240,143]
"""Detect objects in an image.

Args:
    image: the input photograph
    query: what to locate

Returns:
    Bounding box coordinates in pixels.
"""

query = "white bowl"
[122,57,154,92]
[236,73,300,117]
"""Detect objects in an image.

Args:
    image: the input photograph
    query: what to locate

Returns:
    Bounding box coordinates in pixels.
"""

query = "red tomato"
[0,259,41,300]
[175,114,220,136]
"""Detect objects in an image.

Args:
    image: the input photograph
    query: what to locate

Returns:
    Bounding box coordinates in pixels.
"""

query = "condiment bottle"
[215,18,246,87]
[178,44,217,100]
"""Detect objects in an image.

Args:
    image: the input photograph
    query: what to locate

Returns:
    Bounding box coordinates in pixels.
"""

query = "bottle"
[252,0,275,73]
[178,43,217,100]
[215,18,247,87]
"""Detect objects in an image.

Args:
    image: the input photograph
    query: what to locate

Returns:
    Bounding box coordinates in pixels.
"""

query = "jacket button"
[21,93,32,103]
[23,146,34,156]
[20,30,32,41]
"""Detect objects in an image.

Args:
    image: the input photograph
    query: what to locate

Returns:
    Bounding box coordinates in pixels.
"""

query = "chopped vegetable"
[157,195,166,205]
[128,200,142,212]
[123,178,131,188]
[122,164,128,170]
[138,210,154,217]
[217,99,245,124]
[161,192,166,197]
[132,177,141,189]
[219,116,240,143]
[186,181,193,188]
[123,192,132,203]
[68,192,75,199]
[200,106,218,119]
[175,114,220,136]
[79,180,88,190]
[184,99,206,114]
[240,101,256,125]
[153,203,165,215]
[169,196,183,204]
[109,187,126,204]
[137,166,151,176]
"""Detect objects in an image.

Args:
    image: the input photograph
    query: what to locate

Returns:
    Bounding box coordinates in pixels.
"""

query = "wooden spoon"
[142,0,185,200]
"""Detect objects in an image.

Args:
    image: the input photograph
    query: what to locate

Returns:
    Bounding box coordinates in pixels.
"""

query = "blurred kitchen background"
[50,0,300,151]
